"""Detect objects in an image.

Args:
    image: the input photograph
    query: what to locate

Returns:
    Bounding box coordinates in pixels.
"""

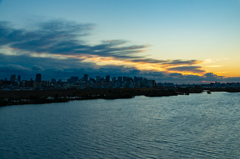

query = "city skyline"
[0,0,240,83]
[1,72,158,90]
[3,73,240,85]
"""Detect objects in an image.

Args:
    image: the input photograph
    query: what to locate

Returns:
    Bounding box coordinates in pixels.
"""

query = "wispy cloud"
[31,65,45,71]
[205,65,222,68]
[167,66,205,74]
[0,20,149,59]
[0,20,202,67]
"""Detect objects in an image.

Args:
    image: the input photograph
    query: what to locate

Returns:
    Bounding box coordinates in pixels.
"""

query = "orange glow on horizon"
[9,49,239,78]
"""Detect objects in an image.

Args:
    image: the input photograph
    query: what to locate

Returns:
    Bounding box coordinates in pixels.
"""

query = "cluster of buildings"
[156,81,240,89]
[0,73,156,91]
[1,74,240,91]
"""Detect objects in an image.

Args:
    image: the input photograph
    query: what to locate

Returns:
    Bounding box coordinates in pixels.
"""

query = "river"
[1,92,240,158]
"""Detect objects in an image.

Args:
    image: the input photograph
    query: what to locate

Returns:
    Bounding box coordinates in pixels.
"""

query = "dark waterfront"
[1,92,240,158]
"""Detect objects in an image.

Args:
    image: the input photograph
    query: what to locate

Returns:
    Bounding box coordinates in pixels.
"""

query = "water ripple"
[1,92,240,158]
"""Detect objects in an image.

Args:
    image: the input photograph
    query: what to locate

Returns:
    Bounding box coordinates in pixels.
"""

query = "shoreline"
[1,87,240,107]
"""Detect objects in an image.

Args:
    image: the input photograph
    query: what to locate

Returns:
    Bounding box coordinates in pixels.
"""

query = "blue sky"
[0,0,240,83]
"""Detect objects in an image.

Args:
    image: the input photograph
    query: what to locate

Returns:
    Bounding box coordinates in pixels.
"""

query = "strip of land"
[0,87,240,107]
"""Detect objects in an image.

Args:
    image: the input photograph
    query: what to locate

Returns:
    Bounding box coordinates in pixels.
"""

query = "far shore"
[1,87,240,107]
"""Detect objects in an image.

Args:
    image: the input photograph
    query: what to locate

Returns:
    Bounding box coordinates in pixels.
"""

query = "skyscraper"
[36,73,41,82]
[123,76,128,82]
[106,75,110,82]
[84,74,88,82]
[51,78,56,84]
[96,76,101,83]
[70,76,78,83]
[118,76,122,83]
[18,75,21,81]
[134,76,137,82]
[10,74,16,81]
[112,77,116,82]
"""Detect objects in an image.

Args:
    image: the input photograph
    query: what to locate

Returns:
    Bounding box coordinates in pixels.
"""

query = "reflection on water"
[1,92,240,158]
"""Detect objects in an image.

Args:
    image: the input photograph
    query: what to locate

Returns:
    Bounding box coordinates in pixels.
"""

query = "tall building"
[89,78,96,83]
[57,79,62,84]
[134,76,138,82]
[18,75,21,81]
[84,74,88,82]
[148,80,156,88]
[96,76,101,83]
[112,77,116,82]
[123,76,128,82]
[118,76,122,83]
[10,74,16,81]
[36,73,41,83]
[51,78,56,84]
[70,76,78,83]
[106,75,110,82]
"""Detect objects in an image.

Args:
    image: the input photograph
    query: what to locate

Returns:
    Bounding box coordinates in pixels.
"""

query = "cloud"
[167,66,205,73]
[203,73,223,81]
[132,59,199,64]
[1,19,237,83]
[0,53,96,71]
[0,64,32,79]
[0,64,30,72]
[0,52,237,83]
[0,20,149,60]
[31,65,45,71]
[0,20,203,67]
[169,73,183,77]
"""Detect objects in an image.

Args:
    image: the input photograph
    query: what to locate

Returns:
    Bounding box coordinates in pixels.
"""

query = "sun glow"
[4,46,233,77]
[22,52,211,76]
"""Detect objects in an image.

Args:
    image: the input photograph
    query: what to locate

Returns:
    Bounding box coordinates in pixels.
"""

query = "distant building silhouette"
[134,76,137,82]
[36,73,41,82]
[68,76,78,83]
[51,78,56,84]
[96,76,101,83]
[123,76,128,82]
[90,78,96,83]
[10,74,16,81]
[25,80,33,87]
[84,74,88,82]
[18,75,21,81]
[106,75,110,82]
[118,76,122,82]
[112,77,116,82]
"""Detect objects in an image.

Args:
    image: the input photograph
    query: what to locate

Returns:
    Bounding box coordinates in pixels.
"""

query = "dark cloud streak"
[167,66,205,73]
[0,21,148,59]
[0,20,201,65]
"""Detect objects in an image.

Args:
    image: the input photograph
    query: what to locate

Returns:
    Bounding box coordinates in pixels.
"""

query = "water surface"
[1,92,240,158]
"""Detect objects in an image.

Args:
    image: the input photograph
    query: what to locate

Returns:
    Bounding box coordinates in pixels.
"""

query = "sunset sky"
[0,0,240,83]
